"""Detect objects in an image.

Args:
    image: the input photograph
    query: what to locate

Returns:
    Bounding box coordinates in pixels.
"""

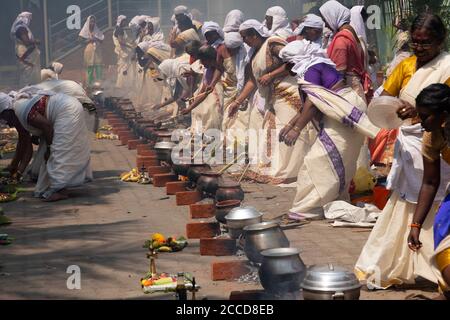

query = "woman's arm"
[181,83,208,114]
[259,64,289,86]
[8,118,33,176]
[228,64,257,117]
[407,157,441,251]
[280,97,319,146]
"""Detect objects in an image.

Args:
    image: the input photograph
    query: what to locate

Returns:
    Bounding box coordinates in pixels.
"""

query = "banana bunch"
[120,168,142,182]
[96,132,119,140]
[99,125,113,131]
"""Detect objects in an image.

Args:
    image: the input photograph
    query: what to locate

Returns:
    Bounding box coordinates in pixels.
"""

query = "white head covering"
[79,15,105,40]
[265,6,292,38]
[116,15,127,27]
[0,93,13,114]
[350,6,367,42]
[224,32,243,49]
[319,0,351,32]
[294,14,325,35]
[158,58,191,94]
[143,17,164,42]
[52,62,64,75]
[202,21,224,48]
[239,19,271,38]
[129,15,148,27]
[10,12,33,40]
[171,5,193,24]
[223,10,245,33]
[279,39,336,79]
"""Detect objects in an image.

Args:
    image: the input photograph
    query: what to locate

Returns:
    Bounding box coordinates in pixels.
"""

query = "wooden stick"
[238,162,251,183]
[186,89,213,103]
[217,153,245,175]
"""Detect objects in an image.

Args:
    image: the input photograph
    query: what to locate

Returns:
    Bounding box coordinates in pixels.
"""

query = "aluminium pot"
[154,141,176,162]
[242,222,290,264]
[301,264,361,300]
[215,200,241,224]
[258,248,306,294]
[225,206,263,239]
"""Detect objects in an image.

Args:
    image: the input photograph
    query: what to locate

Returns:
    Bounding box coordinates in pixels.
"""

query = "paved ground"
[0,116,439,300]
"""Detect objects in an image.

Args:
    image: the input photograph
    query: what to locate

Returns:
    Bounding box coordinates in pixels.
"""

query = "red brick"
[176,191,202,206]
[200,238,236,256]
[138,149,156,157]
[166,181,187,195]
[189,203,216,219]
[153,173,178,187]
[148,166,171,177]
[128,139,140,150]
[136,155,160,168]
[211,261,250,281]
[186,222,221,239]
[109,119,125,126]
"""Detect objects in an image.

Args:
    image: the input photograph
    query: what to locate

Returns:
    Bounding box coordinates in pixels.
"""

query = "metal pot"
[154,141,175,162]
[258,248,306,294]
[225,207,263,239]
[215,181,245,203]
[215,200,241,224]
[242,222,290,264]
[301,264,361,300]
[196,172,223,197]
[156,131,173,143]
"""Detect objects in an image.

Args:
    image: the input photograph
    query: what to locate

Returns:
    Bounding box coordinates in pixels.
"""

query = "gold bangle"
[292,126,301,133]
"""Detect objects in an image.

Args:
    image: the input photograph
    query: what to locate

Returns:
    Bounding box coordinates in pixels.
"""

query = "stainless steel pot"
[225,207,263,239]
[242,222,290,264]
[215,200,241,224]
[301,264,361,300]
[258,248,306,294]
[154,141,175,162]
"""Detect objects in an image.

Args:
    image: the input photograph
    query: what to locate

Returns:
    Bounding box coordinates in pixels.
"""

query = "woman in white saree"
[11,12,41,87]
[355,13,450,291]
[228,20,309,184]
[0,91,92,202]
[279,39,378,219]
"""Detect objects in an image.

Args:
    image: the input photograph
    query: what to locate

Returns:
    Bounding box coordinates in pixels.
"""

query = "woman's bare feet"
[42,192,69,202]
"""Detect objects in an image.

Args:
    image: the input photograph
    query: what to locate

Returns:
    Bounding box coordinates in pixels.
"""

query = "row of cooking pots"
[149,122,362,300]
[221,206,362,300]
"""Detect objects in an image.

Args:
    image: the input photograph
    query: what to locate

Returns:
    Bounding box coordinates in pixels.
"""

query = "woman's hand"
[279,125,292,142]
[283,129,301,146]
[228,101,241,118]
[258,73,273,87]
[407,228,423,252]
[396,100,417,120]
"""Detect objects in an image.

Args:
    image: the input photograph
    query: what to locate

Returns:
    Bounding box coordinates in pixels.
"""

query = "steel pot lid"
[154,141,176,150]
[260,247,300,257]
[225,206,262,221]
[301,264,361,292]
[243,221,279,232]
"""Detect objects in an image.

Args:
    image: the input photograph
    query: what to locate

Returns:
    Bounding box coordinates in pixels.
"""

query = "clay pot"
[197,172,223,197]
[215,181,245,203]
[186,165,211,184]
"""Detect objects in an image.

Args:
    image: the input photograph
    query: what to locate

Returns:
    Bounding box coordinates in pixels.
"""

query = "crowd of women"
[1,0,449,299]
